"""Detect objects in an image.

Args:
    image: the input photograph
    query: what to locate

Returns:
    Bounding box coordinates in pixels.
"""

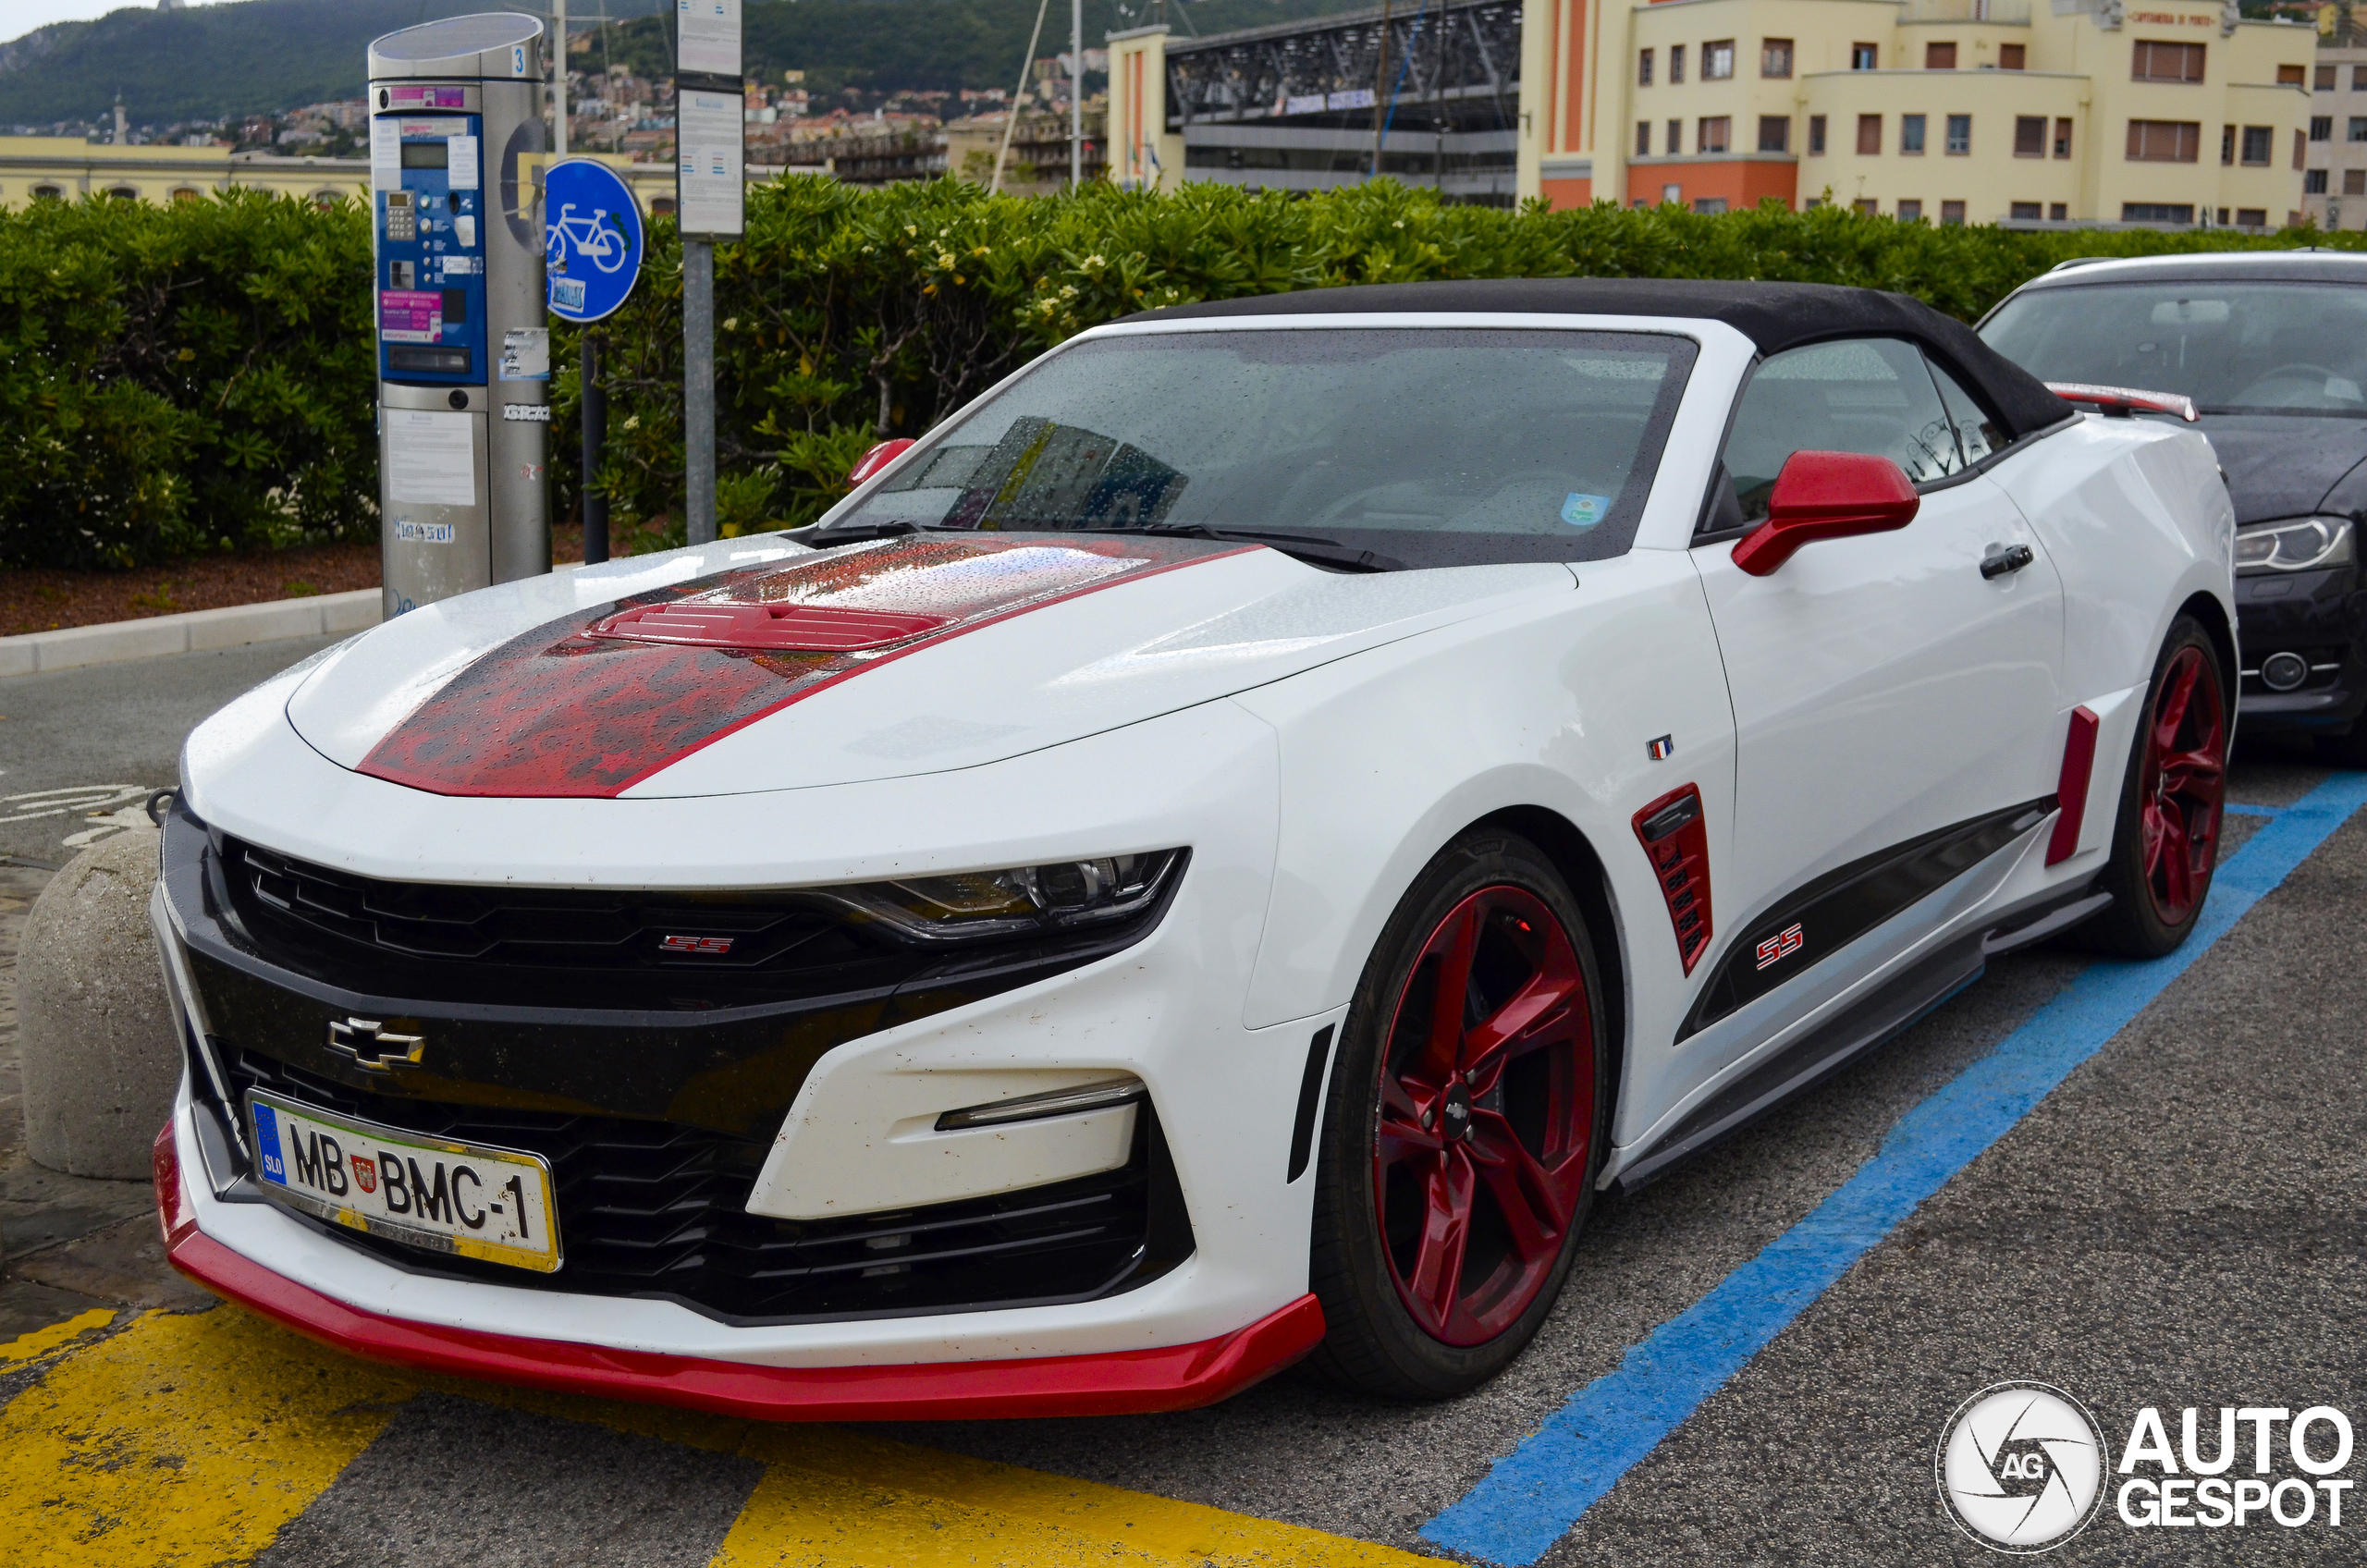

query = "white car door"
[1685,337,2066,1045]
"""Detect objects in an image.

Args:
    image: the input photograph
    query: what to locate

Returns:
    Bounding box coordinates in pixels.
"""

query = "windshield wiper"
[1106,523,1406,573]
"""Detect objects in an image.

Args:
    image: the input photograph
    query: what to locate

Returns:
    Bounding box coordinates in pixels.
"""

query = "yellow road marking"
[0,1308,116,1369]
[0,1307,414,1567]
[6,1303,1434,1568]
[714,1428,1440,1567]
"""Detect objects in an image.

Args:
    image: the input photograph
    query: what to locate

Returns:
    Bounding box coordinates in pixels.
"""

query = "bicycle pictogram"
[546,202,629,274]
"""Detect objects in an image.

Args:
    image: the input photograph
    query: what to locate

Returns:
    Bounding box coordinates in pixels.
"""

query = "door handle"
[1980,543,2035,580]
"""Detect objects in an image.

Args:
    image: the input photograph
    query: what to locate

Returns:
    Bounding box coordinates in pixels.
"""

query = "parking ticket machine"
[368,13,549,617]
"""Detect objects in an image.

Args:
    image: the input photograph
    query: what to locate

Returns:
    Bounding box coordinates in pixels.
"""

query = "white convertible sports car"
[153,278,2234,1416]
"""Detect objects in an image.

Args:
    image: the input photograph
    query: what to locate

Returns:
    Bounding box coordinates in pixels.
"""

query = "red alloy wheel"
[1370,886,1595,1347]
[2137,643,2227,925]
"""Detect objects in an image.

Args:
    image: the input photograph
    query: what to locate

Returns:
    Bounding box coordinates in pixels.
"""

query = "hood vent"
[588,602,949,652]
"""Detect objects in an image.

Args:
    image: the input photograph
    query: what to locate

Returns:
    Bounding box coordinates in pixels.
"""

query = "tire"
[2077,615,2230,958]
[1304,828,1611,1401]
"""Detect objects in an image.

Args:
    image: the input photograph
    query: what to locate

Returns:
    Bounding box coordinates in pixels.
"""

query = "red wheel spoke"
[2153,655,2199,750]
[1421,906,1480,1084]
[1377,1114,1443,1166]
[1404,1152,1475,1332]
[2134,645,2227,926]
[1463,962,1581,1089]
[1466,1112,1579,1263]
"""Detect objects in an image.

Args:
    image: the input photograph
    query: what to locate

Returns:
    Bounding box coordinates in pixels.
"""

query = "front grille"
[224,837,914,1011]
[218,1044,1182,1323]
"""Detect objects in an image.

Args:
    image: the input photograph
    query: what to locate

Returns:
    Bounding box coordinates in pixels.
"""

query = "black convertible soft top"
[1139,277,2076,442]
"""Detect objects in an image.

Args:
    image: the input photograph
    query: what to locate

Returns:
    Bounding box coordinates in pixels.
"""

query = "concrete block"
[320,587,384,634]
[32,618,187,671]
[18,827,180,1180]
[187,597,324,651]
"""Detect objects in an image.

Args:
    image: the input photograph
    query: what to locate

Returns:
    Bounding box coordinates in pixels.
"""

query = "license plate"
[246,1091,562,1273]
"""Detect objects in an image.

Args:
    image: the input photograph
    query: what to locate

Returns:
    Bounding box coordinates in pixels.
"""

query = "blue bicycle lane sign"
[544,158,644,324]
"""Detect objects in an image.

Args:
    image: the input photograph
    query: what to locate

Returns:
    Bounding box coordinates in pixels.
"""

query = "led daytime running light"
[820,851,1184,942]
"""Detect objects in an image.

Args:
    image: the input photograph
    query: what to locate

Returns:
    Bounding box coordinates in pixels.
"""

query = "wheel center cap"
[1441,1081,1472,1141]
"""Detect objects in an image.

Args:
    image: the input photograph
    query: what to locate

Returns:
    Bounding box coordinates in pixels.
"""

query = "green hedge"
[7,178,2361,570]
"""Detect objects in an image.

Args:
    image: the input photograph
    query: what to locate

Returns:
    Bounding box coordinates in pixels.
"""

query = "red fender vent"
[1633,783,1713,975]
[586,602,950,652]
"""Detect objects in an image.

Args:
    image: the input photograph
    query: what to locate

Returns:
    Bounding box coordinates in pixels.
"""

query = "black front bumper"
[2236,565,2367,734]
[161,800,1194,1324]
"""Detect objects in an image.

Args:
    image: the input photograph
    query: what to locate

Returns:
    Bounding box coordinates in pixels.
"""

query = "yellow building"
[1528,0,2316,225]
[0,138,371,209]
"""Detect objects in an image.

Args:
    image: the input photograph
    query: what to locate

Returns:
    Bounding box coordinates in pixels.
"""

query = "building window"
[1663,182,1683,203]
[1669,118,1683,153]
[1946,115,1971,154]
[650,196,677,215]
[2011,201,2043,218]
[2015,116,2047,157]
[2313,116,2334,141]
[313,190,344,209]
[2318,64,2339,91]
[2350,117,2367,141]
[2132,42,2206,84]
[2355,66,2367,90]
[2238,123,2273,164]
[2222,123,2236,165]
[2349,168,2367,195]
[1699,116,1732,153]
[1762,38,1794,79]
[2050,202,2067,219]
[1694,196,1729,214]
[1672,44,1686,83]
[1858,114,1883,154]
[1759,115,1791,153]
[2128,119,2202,163]
[2000,43,2026,70]
[2278,65,2306,86]
[31,183,63,200]
[2307,168,2331,193]
[1703,41,1735,80]
[1639,49,1654,87]
[2122,202,2196,222]
[2296,127,2309,169]
[104,186,136,200]
[2237,207,2267,227]
[1941,200,1966,225]
[1902,113,1927,154]
[1854,197,1879,214]
[170,186,202,202]
[1809,115,1827,154]
[1898,199,1924,221]
[1637,120,1652,155]
[1851,43,1878,70]
[2216,207,2230,223]
[1927,42,1957,70]
[2054,118,2074,158]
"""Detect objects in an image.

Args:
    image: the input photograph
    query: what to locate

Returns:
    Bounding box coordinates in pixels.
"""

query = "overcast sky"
[7,1,227,38]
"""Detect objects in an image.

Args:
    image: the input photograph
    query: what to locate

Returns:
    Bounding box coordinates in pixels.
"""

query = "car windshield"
[1981,280,2367,416]
[817,327,1699,568]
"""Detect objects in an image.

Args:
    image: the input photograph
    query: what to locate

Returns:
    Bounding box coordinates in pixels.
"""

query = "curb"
[0,588,382,678]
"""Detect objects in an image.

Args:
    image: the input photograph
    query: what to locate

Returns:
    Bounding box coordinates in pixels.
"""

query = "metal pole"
[581,331,607,563]
[1371,1,1390,179]
[1070,0,1083,190]
[995,0,1052,195]
[683,239,716,545]
[553,0,567,157]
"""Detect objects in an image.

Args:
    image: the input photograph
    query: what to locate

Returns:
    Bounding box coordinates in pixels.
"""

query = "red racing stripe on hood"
[357,534,1257,798]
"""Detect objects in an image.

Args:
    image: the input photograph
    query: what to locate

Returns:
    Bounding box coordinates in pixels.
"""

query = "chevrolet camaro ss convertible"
[153,278,2235,1416]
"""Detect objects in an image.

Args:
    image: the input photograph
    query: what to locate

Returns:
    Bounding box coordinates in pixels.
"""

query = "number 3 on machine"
[246,1090,561,1272]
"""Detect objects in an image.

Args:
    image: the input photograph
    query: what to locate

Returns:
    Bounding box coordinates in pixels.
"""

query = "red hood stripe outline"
[356,535,1262,799]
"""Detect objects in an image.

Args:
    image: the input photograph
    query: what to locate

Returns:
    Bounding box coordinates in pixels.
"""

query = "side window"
[1704,337,1967,532]
[1925,360,2004,467]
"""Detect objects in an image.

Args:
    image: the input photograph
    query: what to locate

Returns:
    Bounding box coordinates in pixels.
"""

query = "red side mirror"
[847,437,915,489]
[1730,450,1920,577]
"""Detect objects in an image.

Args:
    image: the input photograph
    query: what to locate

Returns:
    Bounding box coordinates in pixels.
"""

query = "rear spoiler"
[2044,382,2201,423]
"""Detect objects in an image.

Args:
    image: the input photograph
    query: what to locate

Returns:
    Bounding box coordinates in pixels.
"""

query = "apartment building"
[1520,0,2314,225]
[2302,41,2367,227]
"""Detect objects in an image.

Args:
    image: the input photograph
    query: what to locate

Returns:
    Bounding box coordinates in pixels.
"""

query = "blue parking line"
[1421,772,2367,1566]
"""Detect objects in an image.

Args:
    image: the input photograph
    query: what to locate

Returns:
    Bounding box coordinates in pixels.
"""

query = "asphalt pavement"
[0,634,2359,1566]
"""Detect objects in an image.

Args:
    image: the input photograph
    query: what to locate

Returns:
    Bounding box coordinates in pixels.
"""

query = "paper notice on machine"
[386,410,477,508]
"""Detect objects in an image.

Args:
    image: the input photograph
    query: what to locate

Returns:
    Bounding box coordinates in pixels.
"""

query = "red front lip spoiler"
[154,1122,1325,1421]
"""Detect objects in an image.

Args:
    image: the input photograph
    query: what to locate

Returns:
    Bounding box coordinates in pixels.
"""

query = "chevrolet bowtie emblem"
[325,1016,425,1072]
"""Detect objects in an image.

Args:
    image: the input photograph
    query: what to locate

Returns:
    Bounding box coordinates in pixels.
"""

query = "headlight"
[818,850,1185,943]
[2235,516,2356,574]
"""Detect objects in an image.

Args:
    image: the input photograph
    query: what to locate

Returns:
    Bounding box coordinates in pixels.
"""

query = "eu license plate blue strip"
[1421,773,2367,1565]
[252,1101,288,1186]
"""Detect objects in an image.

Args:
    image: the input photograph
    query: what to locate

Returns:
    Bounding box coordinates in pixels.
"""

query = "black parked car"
[1981,251,2367,760]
